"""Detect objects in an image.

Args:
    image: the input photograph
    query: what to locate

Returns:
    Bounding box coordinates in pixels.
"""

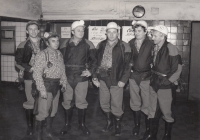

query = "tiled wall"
[1,21,27,82]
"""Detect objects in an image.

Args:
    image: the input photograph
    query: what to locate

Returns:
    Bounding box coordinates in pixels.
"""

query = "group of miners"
[15,19,182,140]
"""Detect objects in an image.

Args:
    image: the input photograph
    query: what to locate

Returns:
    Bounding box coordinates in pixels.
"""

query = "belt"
[133,69,150,73]
[65,65,85,68]
[151,70,167,77]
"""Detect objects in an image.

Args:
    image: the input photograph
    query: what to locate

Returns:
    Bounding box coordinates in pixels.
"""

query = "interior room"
[0,0,199,140]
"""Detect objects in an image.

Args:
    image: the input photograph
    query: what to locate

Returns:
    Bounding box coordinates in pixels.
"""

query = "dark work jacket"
[15,38,47,80]
[150,41,180,92]
[60,38,97,88]
[129,36,154,85]
[96,39,131,87]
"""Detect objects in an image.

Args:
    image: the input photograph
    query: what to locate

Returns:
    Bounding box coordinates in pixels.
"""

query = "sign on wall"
[61,27,71,38]
[122,26,135,43]
[88,26,107,47]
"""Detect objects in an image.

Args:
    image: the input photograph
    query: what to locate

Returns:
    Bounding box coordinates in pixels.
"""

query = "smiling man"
[128,21,154,137]
[92,22,131,136]
[15,21,47,136]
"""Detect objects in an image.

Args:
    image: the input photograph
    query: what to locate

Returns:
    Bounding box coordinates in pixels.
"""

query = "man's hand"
[92,78,100,88]
[61,84,67,92]
[118,81,125,88]
[81,69,91,77]
[40,91,47,99]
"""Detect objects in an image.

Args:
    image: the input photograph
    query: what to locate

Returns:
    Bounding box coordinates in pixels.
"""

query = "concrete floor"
[0,82,199,140]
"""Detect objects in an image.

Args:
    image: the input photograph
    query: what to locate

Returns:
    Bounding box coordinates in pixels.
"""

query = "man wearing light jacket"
[143,25,182,140]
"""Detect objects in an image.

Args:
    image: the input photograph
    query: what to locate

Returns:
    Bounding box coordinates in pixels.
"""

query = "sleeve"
[86,40,98,78]
[15,42,32,72]
[32,52,46,93]
[167,44,182,83]
[120,42,132,83]
[59,53,68,86]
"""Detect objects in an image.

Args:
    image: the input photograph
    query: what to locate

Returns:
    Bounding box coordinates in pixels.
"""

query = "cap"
[106,22,120,30]
[153,25,168,35]
[26,21,39,30]
[44,32,60,40]
[71,20,85,30]
[132,20,148,29]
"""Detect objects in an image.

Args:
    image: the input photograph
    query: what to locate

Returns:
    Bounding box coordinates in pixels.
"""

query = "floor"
[0,82,199,140]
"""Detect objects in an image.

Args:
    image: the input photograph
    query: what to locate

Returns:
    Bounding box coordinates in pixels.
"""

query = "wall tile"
[171,27,177,33]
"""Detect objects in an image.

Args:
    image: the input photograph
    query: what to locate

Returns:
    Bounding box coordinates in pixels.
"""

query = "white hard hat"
[71,20,85,30]
[153,25,168,35]
[106,22,120,30]
[132,20,148,29]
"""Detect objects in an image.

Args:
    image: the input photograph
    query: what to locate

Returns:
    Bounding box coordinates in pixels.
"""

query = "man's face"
[152,30,163,45]
[134,26,146,40]
[107,28,118,41]
[47,37,60,50]
[26,24,39,38]
[72,26,84,39]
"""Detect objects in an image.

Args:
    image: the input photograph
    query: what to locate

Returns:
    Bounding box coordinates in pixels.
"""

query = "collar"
[70,36,82,45]
[157,39,166,49]
[107,39,118,47]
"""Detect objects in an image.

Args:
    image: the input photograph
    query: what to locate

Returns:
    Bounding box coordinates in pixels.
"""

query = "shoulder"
[85,39,95,49]
[17,40,28,49]
[128,38,135,44]
[167,42,179,56]
[56,50,63,57]
[60,39,70,49]
[121,41,131,52]
[96,40,106,49]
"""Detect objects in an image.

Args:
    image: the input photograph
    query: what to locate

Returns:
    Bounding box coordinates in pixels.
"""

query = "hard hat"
[44,32,60,40]
[106,22,120,30]
[132,20,148,29]
[26,21,40,30]
[153,25,168,35]
[71,20,85,30]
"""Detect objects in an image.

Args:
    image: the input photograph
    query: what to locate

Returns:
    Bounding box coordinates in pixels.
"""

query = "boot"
[132,110,141,135]
[162,121,173,140]
[35,120,44,140]
[43,117,60,140]
[60,108,73,135]
[25,109,34,135]
[141,114,150,139]
[102,112,114,132]
[114,115,122,136]
[142,104,162,140]
[78,109,90,136]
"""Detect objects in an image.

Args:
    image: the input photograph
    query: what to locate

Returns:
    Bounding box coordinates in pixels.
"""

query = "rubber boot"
[78,109,90,136]
[35,120,44,140]
[25,109,34,135]
[60,108,73,135]
[141,114,150,139]
[162,121,173,140]
[43,117,60,140]
[102,112,114,132]
[114,116,122,136]
[132,110,141,135]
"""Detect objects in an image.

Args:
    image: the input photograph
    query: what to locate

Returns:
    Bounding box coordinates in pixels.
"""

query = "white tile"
[16,27,20,32]
[1,21,7,26]
[16,31,21,36]
[16,22,20,26]
[7,67,12,71]
[4,62,8,66]
[3,72,8,76]
[7,22,12,26]
[8,77,12,81]
[7,56,12,61]
[11,22,16,26]
[16,37,20,42]
[3,67,7,71]
[7,62,12,66]
[11,77,17,82]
